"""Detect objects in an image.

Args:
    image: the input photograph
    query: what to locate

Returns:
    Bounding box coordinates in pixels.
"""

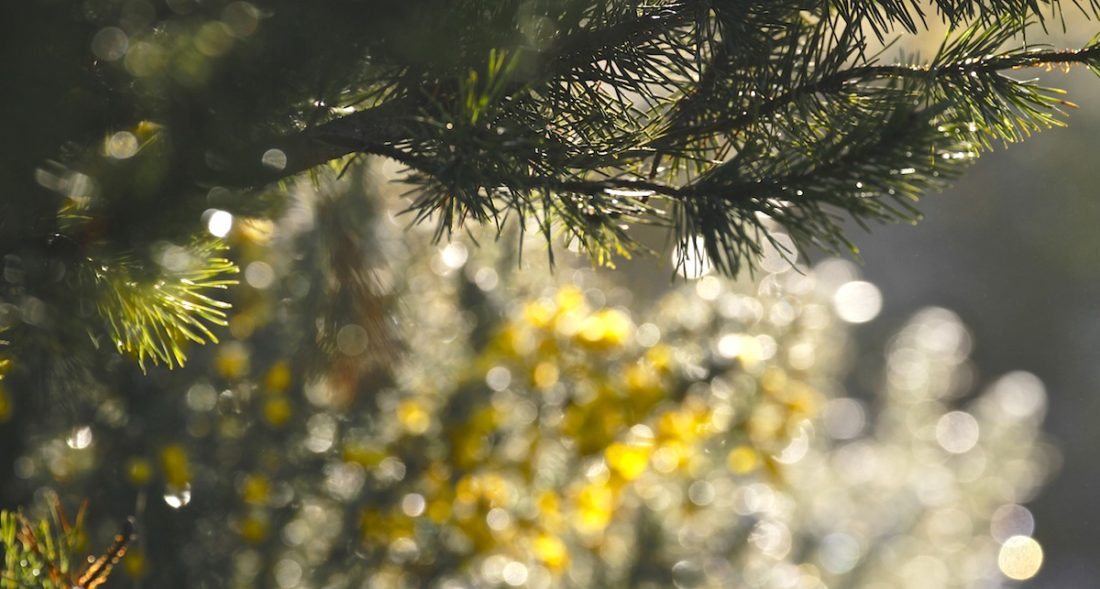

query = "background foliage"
[1,168,1055,587]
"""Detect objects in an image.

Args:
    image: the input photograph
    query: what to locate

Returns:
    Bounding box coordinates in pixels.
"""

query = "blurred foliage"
[0,166,1055,587]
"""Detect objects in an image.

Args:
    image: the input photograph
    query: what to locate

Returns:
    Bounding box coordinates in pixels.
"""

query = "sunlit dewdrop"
[91,27,128,61]
[204,209,234,238]
[935,411,980,454]
[673,238,712,279]
[163,483,193,509]
[998,535,1043,580]
[758,233,798,274]
[990,504,1036,542]
[104,131,139,159]
[66,426,94,450]
[832,281,882,323]
[245,261,275,289]
[261,148,287,170]
[440,242,469,269]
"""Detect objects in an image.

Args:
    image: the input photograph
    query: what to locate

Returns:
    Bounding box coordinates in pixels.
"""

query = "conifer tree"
[0,1,1094,587]
[3,1,1100,372]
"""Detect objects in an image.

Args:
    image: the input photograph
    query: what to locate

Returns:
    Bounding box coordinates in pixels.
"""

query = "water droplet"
[502,562,529,586]
[105,131,139,159]
[92,27,129,61]
[163,483,192,508]
[774,421,812,464]
[305,414,337,453]
[998,535,1043,580]
[336,324,369,356]
[401,493,426,517]
[222,2,260,38]
[991,371,1046,419]
[66,426,93,449]
[991,504,1035,543]
[603,187,654,198]
[833,281,882,324]
[274,558,303,588]
[486,366,512,391]
[204,209,233,238]
[673,237,711,280]
[820,532,862,574]
[440,242,469,269]
[261,148,287,170]
[822,398,866,440]
[936,411,979,454]
[244,261,274,289]
[671,560,704,588]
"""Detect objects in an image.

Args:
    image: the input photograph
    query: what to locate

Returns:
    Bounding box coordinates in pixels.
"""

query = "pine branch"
[1,496,130,589]
[12,0,1100,287]
[205,13,1100,190]
[86,240,238,370]
[657,35,1100,148]
[211,2,695,190]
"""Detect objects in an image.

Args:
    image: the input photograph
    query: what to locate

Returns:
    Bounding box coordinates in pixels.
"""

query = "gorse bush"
[2,170,1053,587]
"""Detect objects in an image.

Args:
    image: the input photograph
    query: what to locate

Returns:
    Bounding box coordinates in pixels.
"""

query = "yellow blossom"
[398,400,431,435]
[573,482,615,535]
[563,399,625,456]
[263,360,292,393]
[360,509,414,544]
[555,287,587,314]
[489,324,535,358]
[536,491,563,531]
[238,513,269,544]
[727,445,760,474]
[576,309,633,350]
[450,407,497,468]
[241,474,270,505]
[760,367,788,396]
[456,473,510,508]
[532,361,559,389]
[783,383,820,417]
[622,362,661,398]
[262,397,292,427]
[126,457,153,486]
[427,498,452,523]
[523,299,557,329]
[133,119,162,142]
[0,383,10,423]
[343,444,386,468]
[214,342,250,380]
[605,442,651,481]
[533,533,569,571]
[235,218,276,245]
[123,548,146,578]
[657,408,708,443]
[651,440,694,474]
[160,444,190,488]
[645,344,673,373]
[747,404,785,445]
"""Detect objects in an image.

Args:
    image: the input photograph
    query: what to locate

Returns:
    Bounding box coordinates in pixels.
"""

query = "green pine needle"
[1,497,82,589]
[89,240,239,371]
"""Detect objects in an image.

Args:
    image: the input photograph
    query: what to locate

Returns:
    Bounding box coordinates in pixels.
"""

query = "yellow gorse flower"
[327,283,827,581]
